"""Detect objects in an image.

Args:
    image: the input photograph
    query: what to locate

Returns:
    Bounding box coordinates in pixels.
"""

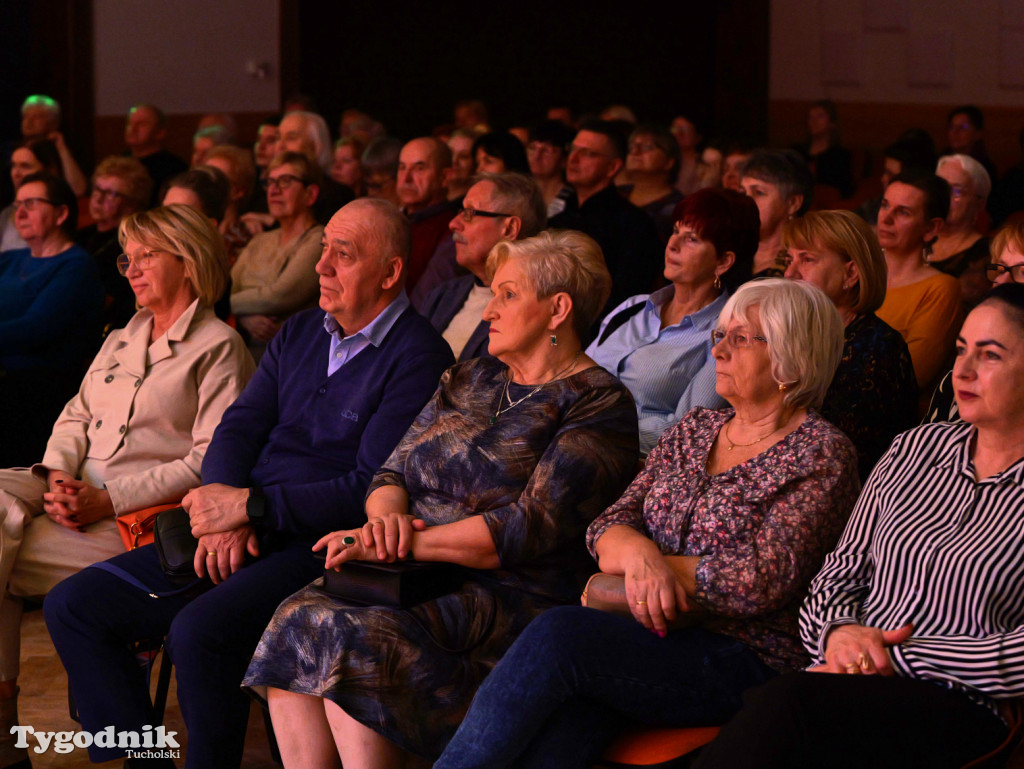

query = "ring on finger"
[845,663,859,674]
[342,536,356,546]
[857,653,870,669]
[635,600,647,607]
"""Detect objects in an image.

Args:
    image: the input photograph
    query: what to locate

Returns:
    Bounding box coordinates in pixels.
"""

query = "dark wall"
[286,0,769,142]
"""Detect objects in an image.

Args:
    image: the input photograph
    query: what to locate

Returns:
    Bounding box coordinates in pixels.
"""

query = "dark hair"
[888,170,950,222]
[742,148,814,216]
[165,166,230,221]
[884,136,937,175]
[259,113,282,128]
[20,171,77,237]
[529,119,575,151]
[671,188,759,292]
[471,132,529,174]
[629,123,681,183]
[948,105,984,131]
[17,138,63,177]
[979,282,1024,332]
[576,119,628,160]
[131,102,167,127]
[362,137,403,178]
[809,99,839,125]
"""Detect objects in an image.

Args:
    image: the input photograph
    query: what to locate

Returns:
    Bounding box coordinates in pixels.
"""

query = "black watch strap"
[246,487,266,526]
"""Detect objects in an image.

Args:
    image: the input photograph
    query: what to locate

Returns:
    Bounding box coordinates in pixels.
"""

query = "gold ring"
[635,600,647,606]
[206,551,217,558]
[857,653,870,669]
[845,663,858,674]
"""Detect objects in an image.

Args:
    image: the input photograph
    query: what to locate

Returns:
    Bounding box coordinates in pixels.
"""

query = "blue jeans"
[434,605,776,769]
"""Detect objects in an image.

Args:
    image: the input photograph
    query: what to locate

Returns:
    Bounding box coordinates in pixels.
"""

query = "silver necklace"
[490,352,582,424]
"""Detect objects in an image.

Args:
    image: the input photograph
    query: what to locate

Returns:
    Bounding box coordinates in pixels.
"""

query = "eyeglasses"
[526,142,560,157]
[568,144,611,160]
[261,174,306,192]
[116,249,175,276]
[628,142,659,154]
[13,197,54,212]
[458,207,512,223]
[986,262,1024,284]
[92,185,129,202]
[711,329,768,348]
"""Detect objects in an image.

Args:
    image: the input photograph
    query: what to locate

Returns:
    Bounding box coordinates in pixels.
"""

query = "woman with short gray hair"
[932,154,993,308]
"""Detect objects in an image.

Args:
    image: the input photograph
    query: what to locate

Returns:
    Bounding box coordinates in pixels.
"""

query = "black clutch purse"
[153,506,200,585]
[317,559,463,608]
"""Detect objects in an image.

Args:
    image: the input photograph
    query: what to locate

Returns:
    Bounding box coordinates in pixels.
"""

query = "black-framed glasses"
[458,207,512,223]
[261,174,306,192]
[92,184,130,202]
[711,329,768,348]
[116,249,176,276]
[986,262,1024,284]
[13,197,54,212]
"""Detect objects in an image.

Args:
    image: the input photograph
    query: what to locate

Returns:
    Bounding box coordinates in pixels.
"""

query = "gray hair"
[474,172,547,238]
[342,197,412,269]
[289,111,333,173]
[716,278,844,410]
[361,137,403,178]
[936,153,992,200]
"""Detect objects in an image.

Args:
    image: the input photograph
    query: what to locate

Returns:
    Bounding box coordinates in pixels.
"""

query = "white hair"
[937,153,992,200]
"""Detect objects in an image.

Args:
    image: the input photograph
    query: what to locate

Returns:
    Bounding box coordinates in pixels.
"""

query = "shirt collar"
[322,292,410,347]
[935,423,1024,487]
[645,287,729,329]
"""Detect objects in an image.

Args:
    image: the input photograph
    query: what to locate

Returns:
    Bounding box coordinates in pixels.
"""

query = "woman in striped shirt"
[695,282,1024,769]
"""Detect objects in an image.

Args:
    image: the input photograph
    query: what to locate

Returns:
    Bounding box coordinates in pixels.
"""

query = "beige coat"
[37,300,255,513]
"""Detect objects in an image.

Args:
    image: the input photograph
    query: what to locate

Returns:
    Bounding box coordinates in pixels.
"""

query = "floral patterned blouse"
[586,407,860,671]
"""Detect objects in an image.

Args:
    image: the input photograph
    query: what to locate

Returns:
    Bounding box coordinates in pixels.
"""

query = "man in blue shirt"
[45,198,454,769]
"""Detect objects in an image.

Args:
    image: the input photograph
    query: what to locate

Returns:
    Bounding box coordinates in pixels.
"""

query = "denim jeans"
[434,605,776,769]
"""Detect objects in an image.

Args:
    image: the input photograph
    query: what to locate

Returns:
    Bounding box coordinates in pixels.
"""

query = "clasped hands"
[623,547,689,638]
[183,483,258,585]
[42,469,114,531]
[812,622,914,676]
[314,512,427,571]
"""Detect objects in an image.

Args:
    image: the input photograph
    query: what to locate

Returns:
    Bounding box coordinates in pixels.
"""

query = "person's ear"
[502,216,522,240]
[304,183,320,207]
[381,256,403,291]
[716,250,736,277]
[547,291,573,332]
[786,195,803,218]
[606,157,624,181]
[54,205,69,228]
[923,216,945,245]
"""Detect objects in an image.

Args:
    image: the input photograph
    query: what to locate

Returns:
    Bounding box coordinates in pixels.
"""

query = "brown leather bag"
[115,503,182,550]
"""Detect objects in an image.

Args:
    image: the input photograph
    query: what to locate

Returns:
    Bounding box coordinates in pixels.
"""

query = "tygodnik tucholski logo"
[10,724,180,758]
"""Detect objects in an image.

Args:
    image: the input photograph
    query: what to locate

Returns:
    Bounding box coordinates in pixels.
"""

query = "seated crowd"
[0,94,1023,769]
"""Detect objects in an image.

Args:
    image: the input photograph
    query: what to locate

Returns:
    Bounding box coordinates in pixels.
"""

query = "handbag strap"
[89,561,200,598]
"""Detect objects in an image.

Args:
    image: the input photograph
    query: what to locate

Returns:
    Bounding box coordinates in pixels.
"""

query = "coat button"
[95,419,103,428]
[104,375,114,383]
[318,387,326,394]
[119,425,126,434]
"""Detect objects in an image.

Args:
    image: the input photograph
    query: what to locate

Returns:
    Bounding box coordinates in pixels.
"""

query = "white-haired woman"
[433,278,861,769]
[931,154,992,308]
[242,230,641,768]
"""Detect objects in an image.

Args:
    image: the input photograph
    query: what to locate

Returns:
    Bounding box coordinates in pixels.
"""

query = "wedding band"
[857,653,870,669]
[635,600,647,606]
[206,551,217,558]
[342,536,356,546]
[845,664,858,674]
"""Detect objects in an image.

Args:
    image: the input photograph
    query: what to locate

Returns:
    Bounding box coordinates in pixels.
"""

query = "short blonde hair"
[716,278,844,410]
[990,219,1024,264]
[93,155,153,207]
[118,205,229,306]
[486,229,611,342]
[782,210,887,315]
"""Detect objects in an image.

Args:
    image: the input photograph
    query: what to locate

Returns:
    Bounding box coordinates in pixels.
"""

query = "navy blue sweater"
[201,306,454,539]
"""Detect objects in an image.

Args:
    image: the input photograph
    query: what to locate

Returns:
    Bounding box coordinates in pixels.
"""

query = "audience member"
[330,136,366,197]
[0,205,254,769]
[943,104,996,182]
[397,137,457,290]
[527,119,575,217]
[987,218,1024,287]
[253,115,281,187]
[418,172,546,359]
[588,188,757,454]
[719,137,756,192]
[17,94,87,197]
[196,112,238,143]
[0,173,103,467]
[76,156,153,332]
[338,108,385,144]
[231,152,324,360]
[623,123,684,243]
[547,105,575,127]
[694,284,1024,769]
[875,172,962,410]
[988,124,1024,227]
[670,115,711,195]
[793,99,853,199]
[204,145,258,263]
[931,154,992,308]
[45,198,455,769]
[549,119,663,324]
[190,124,232,168]
[362,136,403,207]
[856,132,938,225]
[454,99,490,131]
[1,138,63,252]
[783,210,917,480]
[472,131,530,174]
[741,148,814,277]
[447,128,483,201]
[124,103,189,205]
[243,229,639,768]
[435,279,860,769]
[272,111,353,226]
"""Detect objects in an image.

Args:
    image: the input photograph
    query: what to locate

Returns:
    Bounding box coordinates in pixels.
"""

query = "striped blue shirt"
[800,421,1024,715]
[587,286,726,454]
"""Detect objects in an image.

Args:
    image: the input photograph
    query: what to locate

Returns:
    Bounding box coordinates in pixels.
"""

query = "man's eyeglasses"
[92,185,130,202]
[116,249,177,276]
[13,197,54,212]
[711,329,768,348]
[986,262,1024,284]
[262,174,306,192]
[458,207,512,223]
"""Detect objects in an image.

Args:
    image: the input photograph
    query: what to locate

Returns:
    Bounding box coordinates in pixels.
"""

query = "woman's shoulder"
[884,420,972,460]
[847,313,910,350]
[786,411,858,469]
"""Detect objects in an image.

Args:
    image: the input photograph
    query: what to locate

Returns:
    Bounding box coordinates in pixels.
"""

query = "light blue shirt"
[587,286,727,454]
[324,292,410,377]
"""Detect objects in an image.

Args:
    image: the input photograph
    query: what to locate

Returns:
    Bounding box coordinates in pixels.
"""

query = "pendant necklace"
[724,420,775,451]
[491,352,582,424]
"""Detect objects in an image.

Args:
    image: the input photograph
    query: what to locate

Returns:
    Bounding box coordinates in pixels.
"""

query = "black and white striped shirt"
[799,421,1024,712]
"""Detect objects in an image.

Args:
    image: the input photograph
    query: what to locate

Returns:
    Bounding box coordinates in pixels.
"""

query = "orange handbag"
[116,503,182,550]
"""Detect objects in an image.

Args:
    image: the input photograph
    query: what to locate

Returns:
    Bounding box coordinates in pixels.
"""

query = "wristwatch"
[246,487,266,526]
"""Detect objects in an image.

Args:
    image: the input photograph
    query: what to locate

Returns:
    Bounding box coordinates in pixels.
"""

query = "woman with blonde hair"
[243,229,641,769]
[0,205,254,769]
[783,210,917,479]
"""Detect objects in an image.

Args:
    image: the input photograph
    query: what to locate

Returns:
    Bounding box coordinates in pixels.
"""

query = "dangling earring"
[713,275,722,291]
[550,334,558,347]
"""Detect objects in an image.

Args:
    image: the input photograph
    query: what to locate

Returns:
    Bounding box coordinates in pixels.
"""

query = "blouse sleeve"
[888,629,1024,698]
[694,426,861,618]
[481,382,639,567]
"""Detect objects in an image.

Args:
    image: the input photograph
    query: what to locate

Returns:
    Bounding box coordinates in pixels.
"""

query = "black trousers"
[693,672,1009,769]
